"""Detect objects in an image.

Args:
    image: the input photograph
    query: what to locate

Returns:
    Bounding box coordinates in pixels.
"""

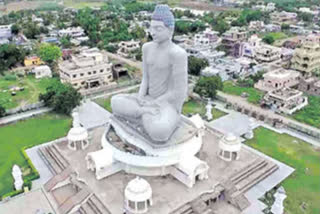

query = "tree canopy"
[188,56,209,76]
[262,35,275,44]
[37,43,62,64]
[39,80,82,115]
[194,76,223,99]
[0,44,27,75]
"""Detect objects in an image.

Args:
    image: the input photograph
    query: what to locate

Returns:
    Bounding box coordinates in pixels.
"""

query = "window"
[128,200,135,209]
[80,73,84,77]
[93,71,97,74]
[100,69,104,73]
[137,201,145,210]
[73,74,77,78]
[224,151,230,158]
[88,72,92,75]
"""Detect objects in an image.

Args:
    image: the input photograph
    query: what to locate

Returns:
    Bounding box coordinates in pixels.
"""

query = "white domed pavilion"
[218,133,241,161]
[67,112,89,151]
[124,177,152,214]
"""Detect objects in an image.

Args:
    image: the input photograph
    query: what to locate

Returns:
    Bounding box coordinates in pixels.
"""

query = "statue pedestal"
[87,115,209,188]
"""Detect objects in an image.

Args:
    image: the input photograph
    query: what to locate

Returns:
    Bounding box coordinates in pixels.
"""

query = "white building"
[0,25,12,39]
[58,27,85,38]
[32,65,52,79]
[255,69,300,92]
[263,88,308,114]
[117,40,140,58]
[59,48,113,91]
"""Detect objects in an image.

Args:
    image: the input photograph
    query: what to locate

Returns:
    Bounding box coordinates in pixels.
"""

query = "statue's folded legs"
[111,94,180,142]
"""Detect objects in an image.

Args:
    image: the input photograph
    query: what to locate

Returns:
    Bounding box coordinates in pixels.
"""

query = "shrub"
[4,74,17,81]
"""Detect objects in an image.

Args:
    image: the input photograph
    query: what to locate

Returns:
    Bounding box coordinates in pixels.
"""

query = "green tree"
[299,12,313,22]
[11,24,20,35]
[213,19,230,35]
[188,56,209,76]
[37,43,62,64]
[0,44,27,75]
[39,81,82,115]
[0,105,5,118]
[23,23,40,39]
[131,25,146,40]
[60,36,72,49]
[281,24,290,30]
[194,76,223,99]
[262,35,275,44]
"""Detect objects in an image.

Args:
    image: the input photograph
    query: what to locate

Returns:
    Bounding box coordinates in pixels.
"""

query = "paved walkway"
[0,188,54,214]
[78,100,111,130]
[0,107,52,126]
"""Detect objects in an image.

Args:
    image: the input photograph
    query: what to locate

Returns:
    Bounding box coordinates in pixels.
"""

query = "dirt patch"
[1,1,41,13]
[179,0,239,12]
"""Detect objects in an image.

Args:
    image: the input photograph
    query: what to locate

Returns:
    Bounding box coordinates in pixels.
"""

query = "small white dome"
[125,177,152,202]
[67,127,88,142]
[225,133,237,142]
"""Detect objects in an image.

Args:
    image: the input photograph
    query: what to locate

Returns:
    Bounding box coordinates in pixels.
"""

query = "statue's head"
[151,4,175,44]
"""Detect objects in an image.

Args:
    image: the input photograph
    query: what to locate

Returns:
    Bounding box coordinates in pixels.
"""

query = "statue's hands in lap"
[138,97,161,116]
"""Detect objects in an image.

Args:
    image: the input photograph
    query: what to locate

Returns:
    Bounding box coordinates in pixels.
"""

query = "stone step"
[233,194,250,211]
[39,146,62,174]
[86,194,111,214]
[39,144,69,175]
[51,144,69,168]
[58,188,91,214]
[171,204,193,214]
[235,162,278,193]
[231,159,267,185]
[191,198,208,214]
[44,166,72,192]
[80,202,95,214]
[38,147,57,175]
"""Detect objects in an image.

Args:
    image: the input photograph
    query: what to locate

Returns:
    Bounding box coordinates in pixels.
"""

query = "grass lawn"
[223,81,265,104]
[246,127,320,214]
[266,32,288,40]
[182,98,227,120]
[63,0,105,9]
[0,113,72,197]
[292,95,320,129]
[95,97,112,113]
[0,75,59,110]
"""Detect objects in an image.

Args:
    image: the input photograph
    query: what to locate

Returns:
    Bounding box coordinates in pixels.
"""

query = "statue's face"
[150,20,173,44]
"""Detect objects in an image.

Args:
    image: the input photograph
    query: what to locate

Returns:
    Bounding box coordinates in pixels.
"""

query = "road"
[0,107,52,126]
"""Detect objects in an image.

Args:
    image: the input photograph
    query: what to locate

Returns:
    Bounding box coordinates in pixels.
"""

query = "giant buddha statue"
[111,5,188,144]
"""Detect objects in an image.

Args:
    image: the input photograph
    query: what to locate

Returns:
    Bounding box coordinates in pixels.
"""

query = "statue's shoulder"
[142,42,156,53]
[169,43,187,60]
